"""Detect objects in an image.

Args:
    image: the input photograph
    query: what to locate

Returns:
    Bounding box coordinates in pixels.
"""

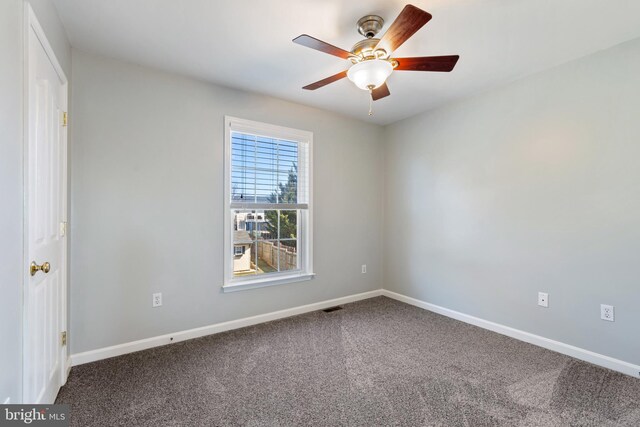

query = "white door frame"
[23,2,69,402]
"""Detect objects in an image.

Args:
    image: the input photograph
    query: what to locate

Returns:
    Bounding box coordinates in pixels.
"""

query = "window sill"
[222,272,315,293]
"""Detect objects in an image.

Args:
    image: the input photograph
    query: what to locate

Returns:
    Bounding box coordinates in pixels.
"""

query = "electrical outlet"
[152,293,162,308]
[361,264,367,274]
[601,304,614,322]
[538,292,549,308]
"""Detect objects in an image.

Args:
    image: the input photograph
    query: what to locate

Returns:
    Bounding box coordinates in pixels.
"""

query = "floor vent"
[322,306,343,313]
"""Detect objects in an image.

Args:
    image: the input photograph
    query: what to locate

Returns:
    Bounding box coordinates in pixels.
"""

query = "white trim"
[230,202,309,210]
[70,289,382,366]
[222,272,315,293]
[63,357,71,386]
[223,116,313,290]
[25,5,67,85]
[69,288,640,378]
[226,116,313,141]
[382,290,640,379]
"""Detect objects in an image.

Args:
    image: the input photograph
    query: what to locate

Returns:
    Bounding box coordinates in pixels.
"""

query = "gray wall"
[384,38,640,364]
[70,50,385,354]
[0,0,70,404]
[0,0,25,405]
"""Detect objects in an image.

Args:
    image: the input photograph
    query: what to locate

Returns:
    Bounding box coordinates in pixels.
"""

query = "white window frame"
[223,116,314,292]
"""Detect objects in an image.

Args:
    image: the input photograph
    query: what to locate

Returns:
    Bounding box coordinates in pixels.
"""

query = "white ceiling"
[52,0,640,125]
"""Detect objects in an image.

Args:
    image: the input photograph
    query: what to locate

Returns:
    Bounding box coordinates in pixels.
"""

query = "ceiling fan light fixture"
[347,59,393,90]
[294,4,458,108]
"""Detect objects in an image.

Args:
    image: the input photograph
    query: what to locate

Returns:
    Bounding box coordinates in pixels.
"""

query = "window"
[223,116,313,291]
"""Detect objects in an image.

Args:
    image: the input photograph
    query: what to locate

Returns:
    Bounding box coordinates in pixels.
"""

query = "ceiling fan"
[293,4,459,114]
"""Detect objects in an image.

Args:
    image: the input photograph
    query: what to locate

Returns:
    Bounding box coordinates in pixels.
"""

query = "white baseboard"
[382,289,640,379]
[70,288,640,379]
[70,289,383,366]
[64,356,71,385]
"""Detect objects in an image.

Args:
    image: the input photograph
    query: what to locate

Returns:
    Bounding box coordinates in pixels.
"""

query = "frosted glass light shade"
[347,59,393,90]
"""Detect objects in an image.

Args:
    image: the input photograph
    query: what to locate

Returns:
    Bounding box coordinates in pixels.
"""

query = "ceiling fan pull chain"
[368,88,374,116]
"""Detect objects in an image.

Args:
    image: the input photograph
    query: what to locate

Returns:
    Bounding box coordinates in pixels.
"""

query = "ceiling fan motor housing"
[351,38,382,61]
[357,15,384,38]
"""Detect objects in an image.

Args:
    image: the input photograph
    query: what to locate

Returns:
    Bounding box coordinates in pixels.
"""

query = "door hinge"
[61,331,67,346]
[62,111,68,127]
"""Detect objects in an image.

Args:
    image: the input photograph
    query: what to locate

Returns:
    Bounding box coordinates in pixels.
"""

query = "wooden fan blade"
[302,70,348,90]
[372,82,390,101]
[293,34,351,59]
[375,5,432,55]
[394,55,460,72]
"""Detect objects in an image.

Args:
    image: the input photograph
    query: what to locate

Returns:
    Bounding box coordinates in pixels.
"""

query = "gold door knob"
[30,261,51,276]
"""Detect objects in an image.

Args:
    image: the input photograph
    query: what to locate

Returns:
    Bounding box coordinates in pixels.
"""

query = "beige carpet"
[57,297,640,426]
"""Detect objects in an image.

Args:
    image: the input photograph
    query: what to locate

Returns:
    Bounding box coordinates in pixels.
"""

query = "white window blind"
[230,132,309,210]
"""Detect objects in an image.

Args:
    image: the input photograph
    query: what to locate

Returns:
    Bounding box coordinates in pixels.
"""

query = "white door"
[24,6,68,404]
